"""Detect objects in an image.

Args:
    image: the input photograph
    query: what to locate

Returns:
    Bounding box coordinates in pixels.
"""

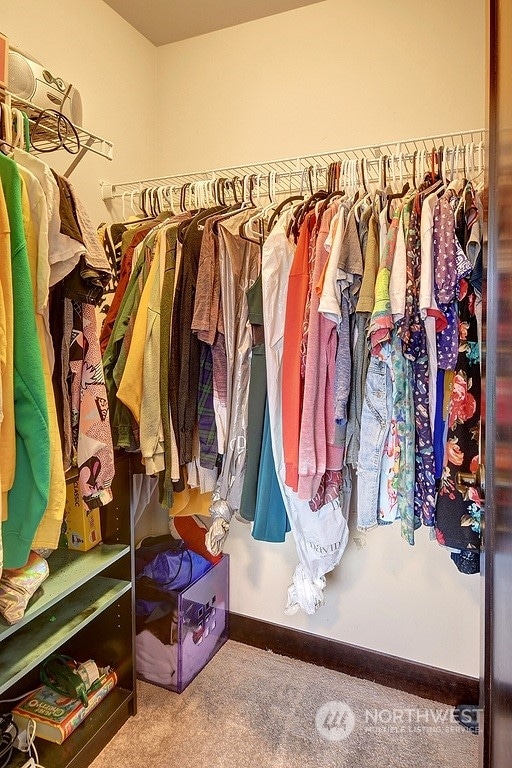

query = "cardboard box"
[62,481,102,552]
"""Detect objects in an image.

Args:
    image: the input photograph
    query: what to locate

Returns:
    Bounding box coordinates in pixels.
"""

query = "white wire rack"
[101,129,485,208]
[3,90,114,175]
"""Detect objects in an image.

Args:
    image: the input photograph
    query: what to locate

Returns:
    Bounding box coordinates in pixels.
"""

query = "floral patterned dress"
[435,278,482,573]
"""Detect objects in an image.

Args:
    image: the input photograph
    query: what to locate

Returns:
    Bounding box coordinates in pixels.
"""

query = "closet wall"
[1,0,159,223]
[2,0,486,677]
[156,0,486,171]
[155,0,486,678]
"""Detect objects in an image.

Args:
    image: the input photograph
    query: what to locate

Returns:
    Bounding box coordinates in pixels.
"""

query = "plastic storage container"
[135,554,229,693]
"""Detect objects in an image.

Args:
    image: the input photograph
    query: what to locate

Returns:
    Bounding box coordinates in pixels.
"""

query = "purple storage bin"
[136,554,229,693]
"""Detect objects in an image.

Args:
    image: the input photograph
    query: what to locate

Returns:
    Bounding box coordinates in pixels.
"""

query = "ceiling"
[102,0,326,46]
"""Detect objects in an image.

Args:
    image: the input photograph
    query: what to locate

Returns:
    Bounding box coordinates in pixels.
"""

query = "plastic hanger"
[447,145,465,193]
[164,185,179,216]
[207,178,217,207]
[415,144,444,203]
[240,171,281,240]
[1,102,13,151]
[155,185,166,214]
[465,142,475,183]
[11,108,25,150]
[389,154,397,194]
[239,174,268,242]
[267,195,304,232]
[220,178,228,206]
[474,141,485,191]
[138,188,149,216]
[441,145,450,187]
[152,187,159,216]
[202,179,212,208]
[352,159,361,200]
[212,178,221,206]
[411,151,417,189]
[193,180,202,210]
[258,171,280,220]
[268,170,277,205]
[386,184,410,223]
[121,191,128,221]
[240,175,257,208]
[239,212,265,245]
[180,183,191,212]
[313,159,345,219]
[374,153,390,212]
[147,187,157,215]
[386,153,410,223]
[116,188,153,225]
[353,158,371,221]
[287,186,329,241]
[231,177,241,203]
[360,157,369,195]
[417,149,425,185]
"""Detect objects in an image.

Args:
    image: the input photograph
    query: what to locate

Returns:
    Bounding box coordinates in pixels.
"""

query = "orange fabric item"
[281,211,316,491]
[173,516,222,565]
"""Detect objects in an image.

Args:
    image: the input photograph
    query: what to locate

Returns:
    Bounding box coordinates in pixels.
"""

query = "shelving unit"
[8,688,133,768]
[0,453,135,768]
[0,544,129,642]
[0,577,131,693]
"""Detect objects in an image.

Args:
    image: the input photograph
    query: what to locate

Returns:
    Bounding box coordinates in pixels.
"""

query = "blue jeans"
[357,355,392,531]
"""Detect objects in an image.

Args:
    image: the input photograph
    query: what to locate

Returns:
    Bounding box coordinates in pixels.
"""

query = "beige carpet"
[91,641,478,768]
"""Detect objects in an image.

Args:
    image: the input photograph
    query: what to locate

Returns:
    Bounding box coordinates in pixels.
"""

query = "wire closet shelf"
[101,129,485,207]
[3,90,114,169]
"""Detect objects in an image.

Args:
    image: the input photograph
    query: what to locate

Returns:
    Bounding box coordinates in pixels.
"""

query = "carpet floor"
[90,640,478,768]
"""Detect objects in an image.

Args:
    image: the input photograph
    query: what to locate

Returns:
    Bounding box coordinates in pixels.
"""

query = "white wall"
[1,0,158,224]
[155,0,485,172]
[154,0,486,677]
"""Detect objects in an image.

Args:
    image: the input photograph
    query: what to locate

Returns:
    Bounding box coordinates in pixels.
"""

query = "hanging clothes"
[261,209,348,614]
[0,137,115,575]
[240,273,289,543]
[20,172,65,552]
[171,208,223,466]
[209,208,261,524]
[297,203,343,501]
[0,153,50,570]
[100,145,485,610]
[238,275,266,524]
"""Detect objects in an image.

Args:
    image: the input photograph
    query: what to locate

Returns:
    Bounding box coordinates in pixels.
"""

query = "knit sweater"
[0,154,50,569]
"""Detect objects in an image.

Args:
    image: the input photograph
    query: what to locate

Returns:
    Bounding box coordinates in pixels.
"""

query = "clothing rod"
[100,128,485,201]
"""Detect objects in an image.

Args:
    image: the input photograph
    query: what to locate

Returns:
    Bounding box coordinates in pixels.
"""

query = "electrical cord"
[15,718,46,768]
[0,713,18,768]
[30,107,80,155]
[0,689,38,704]
[26,719,39,767]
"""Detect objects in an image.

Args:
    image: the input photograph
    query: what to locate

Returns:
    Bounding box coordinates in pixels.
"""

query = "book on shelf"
[12,670,117,744]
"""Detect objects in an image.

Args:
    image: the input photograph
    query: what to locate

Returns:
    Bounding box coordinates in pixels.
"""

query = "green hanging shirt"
[0,154,50,569]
